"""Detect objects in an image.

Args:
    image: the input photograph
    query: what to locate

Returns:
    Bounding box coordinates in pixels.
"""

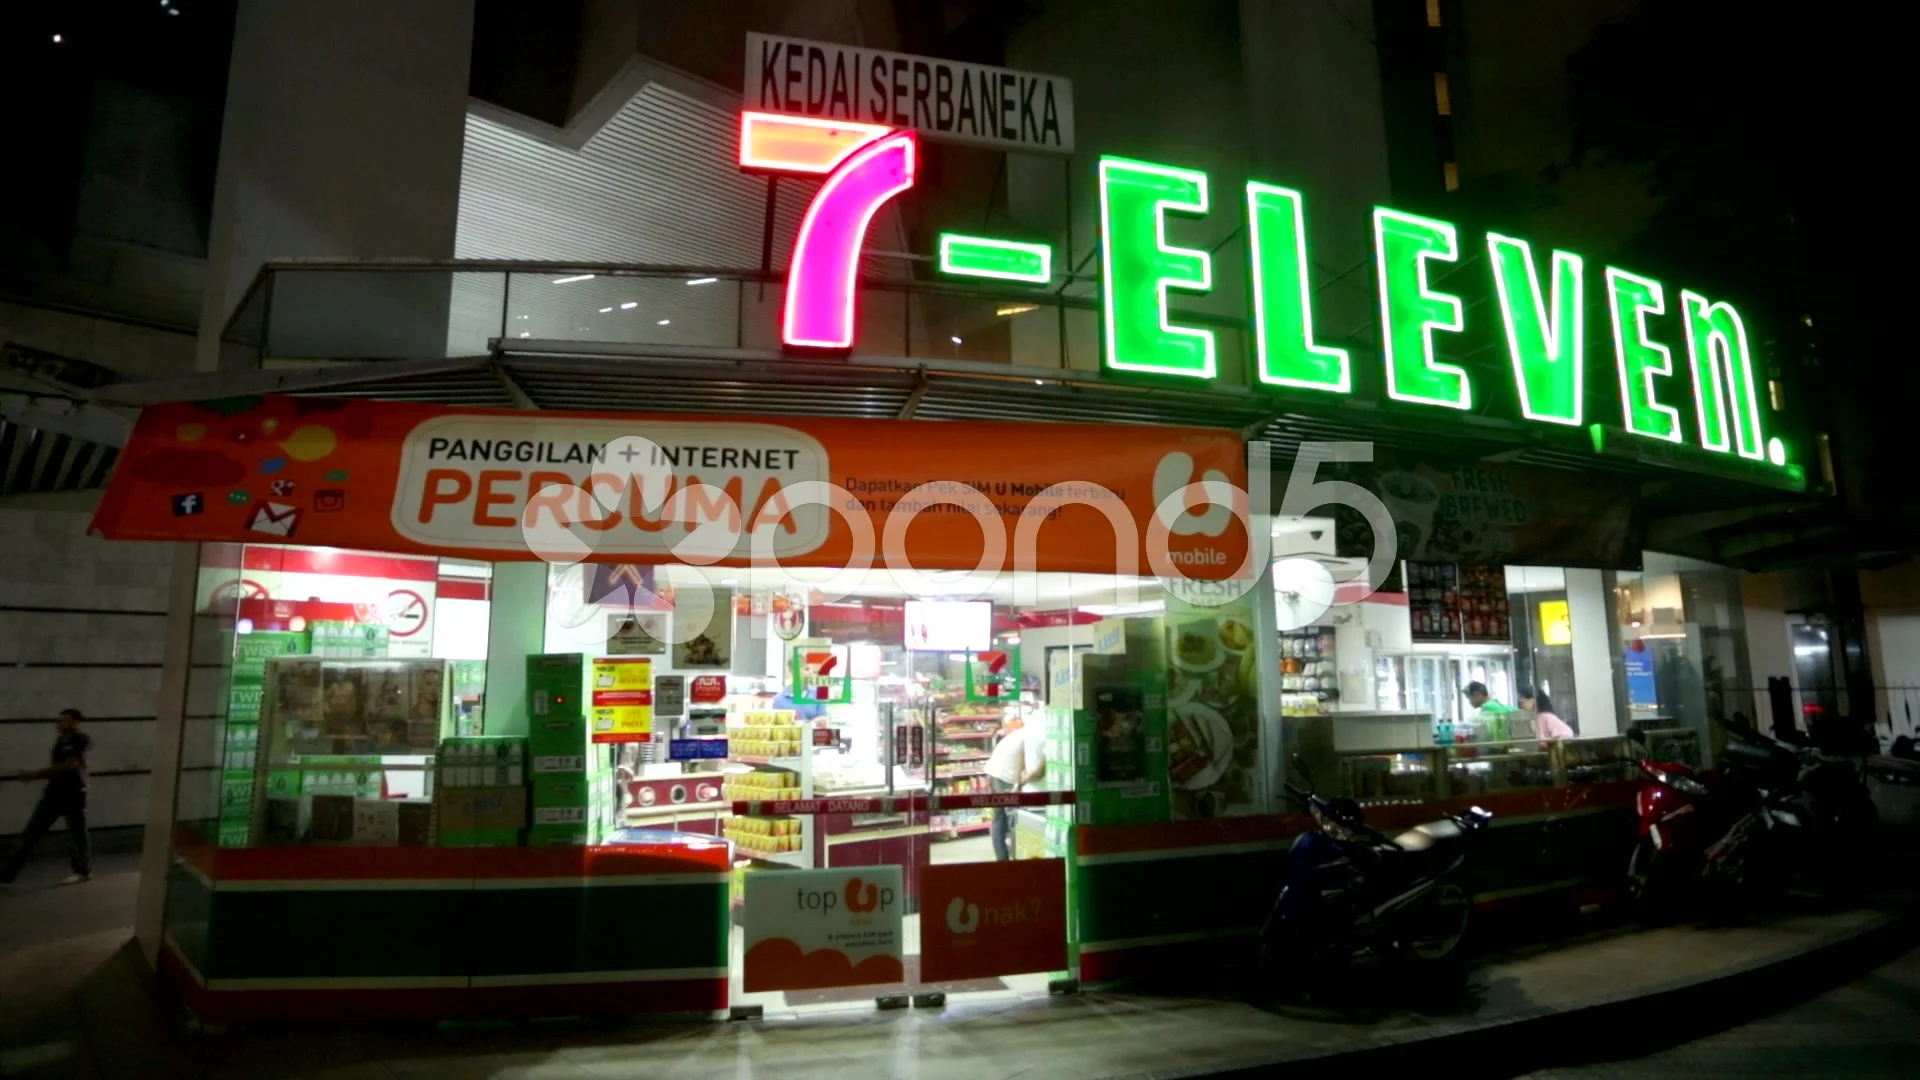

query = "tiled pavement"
[0,852,1908,1080]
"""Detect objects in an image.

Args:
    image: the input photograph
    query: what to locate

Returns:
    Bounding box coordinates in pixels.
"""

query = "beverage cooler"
[1374,651,1515,730]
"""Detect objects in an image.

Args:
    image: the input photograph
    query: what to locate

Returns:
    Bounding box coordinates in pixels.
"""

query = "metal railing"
[216,259,1261,382]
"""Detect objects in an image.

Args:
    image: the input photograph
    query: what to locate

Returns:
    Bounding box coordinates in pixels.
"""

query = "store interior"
[187,535,1753,891]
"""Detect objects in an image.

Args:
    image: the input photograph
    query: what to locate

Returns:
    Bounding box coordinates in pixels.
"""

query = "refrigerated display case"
[1374,649,1515,737]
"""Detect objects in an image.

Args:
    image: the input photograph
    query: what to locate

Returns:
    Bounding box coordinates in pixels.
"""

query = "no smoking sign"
[382,589,429,637]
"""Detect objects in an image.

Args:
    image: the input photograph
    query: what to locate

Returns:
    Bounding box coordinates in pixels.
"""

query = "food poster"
[743,867,905,992]
[590,657,654,742]
[1073,619,1169,825]
[605,612,668,656]
[1163,581,1263,820]
[672,589,733,668]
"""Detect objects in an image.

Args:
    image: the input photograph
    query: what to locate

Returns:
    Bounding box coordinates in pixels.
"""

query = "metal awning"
[82,337,1808,519]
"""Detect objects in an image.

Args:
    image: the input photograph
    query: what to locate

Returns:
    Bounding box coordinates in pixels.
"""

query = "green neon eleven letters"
[1098,156,1776,465]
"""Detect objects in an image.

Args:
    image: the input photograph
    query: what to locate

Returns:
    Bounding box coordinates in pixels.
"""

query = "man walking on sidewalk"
[1,708,94,888]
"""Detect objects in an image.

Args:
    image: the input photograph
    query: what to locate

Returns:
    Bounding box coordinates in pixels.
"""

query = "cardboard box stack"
[525,654,618,845]
[435,736,528,846]
[218,630,307,846]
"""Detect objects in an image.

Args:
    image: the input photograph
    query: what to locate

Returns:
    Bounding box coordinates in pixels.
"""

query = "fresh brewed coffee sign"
[745,32,1073,153]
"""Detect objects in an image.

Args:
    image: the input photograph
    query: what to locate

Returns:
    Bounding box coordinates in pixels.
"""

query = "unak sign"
[741,70,1792,479]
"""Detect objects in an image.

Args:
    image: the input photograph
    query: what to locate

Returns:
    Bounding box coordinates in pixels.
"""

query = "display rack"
[930,694,1007,836]
[1279,625,1337,715]
[720,708,813,868]
[246,654,448,847]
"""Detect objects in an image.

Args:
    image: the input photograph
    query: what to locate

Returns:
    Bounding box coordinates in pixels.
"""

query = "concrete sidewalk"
[0,852,1912,1080]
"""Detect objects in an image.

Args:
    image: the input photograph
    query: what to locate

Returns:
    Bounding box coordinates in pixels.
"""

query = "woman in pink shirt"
[1522,690,1575,739]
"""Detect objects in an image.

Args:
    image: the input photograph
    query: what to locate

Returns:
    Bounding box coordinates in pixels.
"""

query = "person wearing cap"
[983,718,1045,861]
[1462,681,1517,742]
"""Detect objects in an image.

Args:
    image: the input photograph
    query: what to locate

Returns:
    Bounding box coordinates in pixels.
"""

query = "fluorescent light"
[686,277,719,286]
[1080,601,1165,617]
[996,304,1039,316]
[657,318,671,325]
[620,302,638,310]
[1034,379,1044,385]
[950,335,963,344]
[552,274,595,285]
[598,307,613,313]
[517,332,530,338]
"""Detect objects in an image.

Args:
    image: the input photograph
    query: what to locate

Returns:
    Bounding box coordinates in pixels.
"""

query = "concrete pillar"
[483,563,550,738]
[195,0,477,370]
[1566,568,1619,736]
[133,543,202,969]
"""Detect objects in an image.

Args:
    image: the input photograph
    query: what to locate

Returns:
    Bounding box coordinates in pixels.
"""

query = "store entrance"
[583,564,1128,1006]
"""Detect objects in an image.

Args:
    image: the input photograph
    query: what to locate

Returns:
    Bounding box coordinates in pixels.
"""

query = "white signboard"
[743,866,905,992]
[745,32,1074,154]
[389,415,830,558]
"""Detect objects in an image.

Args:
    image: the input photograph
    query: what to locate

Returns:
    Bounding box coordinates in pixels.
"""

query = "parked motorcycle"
[1258,759,1492,989]
[1627,722,1872,915]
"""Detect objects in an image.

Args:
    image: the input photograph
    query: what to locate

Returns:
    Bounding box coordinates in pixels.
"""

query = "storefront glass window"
[1506,566,1580,733]
[1610,552,1755,750]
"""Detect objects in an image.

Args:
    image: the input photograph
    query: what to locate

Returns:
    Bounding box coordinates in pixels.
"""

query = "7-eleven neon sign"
[739,110,1791,475]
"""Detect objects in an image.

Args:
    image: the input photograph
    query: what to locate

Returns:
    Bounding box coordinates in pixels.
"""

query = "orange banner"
[89,396,1250,577]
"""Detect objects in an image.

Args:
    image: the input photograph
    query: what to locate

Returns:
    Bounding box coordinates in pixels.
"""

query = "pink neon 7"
[782,132,917,350]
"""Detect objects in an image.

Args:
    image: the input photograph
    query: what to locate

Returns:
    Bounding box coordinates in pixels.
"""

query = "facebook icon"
[172,492,205,517]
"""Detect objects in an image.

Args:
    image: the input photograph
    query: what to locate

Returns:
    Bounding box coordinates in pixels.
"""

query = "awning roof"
[21,339,1903,569]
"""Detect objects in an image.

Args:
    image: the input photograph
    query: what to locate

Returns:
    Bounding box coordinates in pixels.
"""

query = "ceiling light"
[686,277,719,286]
[515,314,528,320]
[720,578,738,586]
[552,274,595,285]
[1034,379,1044,385]
[620,302,638,310]
[52,33,64,43]
[657,319,670,325]
[996,304,1038,317]
[950,336,963,345]
[1080,601,1165,617]
[598,307,613,313]
[517,332,530,338]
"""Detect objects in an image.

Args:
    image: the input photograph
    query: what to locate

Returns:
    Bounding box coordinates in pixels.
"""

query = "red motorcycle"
[1626,727,1810,915]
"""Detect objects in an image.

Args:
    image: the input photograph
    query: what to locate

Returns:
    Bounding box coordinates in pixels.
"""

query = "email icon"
[247,502,301,537]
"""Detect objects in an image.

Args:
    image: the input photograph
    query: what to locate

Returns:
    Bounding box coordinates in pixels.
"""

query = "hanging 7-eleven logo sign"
[738,111,1791,475]
[739,112,1046,351]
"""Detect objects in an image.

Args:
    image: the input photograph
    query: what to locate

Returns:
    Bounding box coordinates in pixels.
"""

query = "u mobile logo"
[845,876,886,913]
[946,897,980,935]
[946,895,1045,934]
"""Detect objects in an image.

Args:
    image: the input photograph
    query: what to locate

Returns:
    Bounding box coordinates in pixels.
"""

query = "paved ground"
[1519,945,1920,1079]
[1,851,1914,1079]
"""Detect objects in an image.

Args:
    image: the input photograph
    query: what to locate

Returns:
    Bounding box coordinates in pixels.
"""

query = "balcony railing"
[218,259,1255,383]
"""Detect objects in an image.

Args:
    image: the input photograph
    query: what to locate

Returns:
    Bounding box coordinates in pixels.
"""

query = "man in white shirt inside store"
[984,718,1046,861]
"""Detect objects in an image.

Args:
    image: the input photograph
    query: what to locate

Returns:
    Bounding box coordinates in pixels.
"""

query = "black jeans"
[989,778,1015,861]
[1,790,90,883]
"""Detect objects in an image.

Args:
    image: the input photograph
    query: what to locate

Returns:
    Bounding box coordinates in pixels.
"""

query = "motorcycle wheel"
[1397,882,1473,964]
[1628,839,1681,922]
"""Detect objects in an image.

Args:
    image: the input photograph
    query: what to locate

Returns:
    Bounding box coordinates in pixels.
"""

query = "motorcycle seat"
[1393,818,1462,852]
